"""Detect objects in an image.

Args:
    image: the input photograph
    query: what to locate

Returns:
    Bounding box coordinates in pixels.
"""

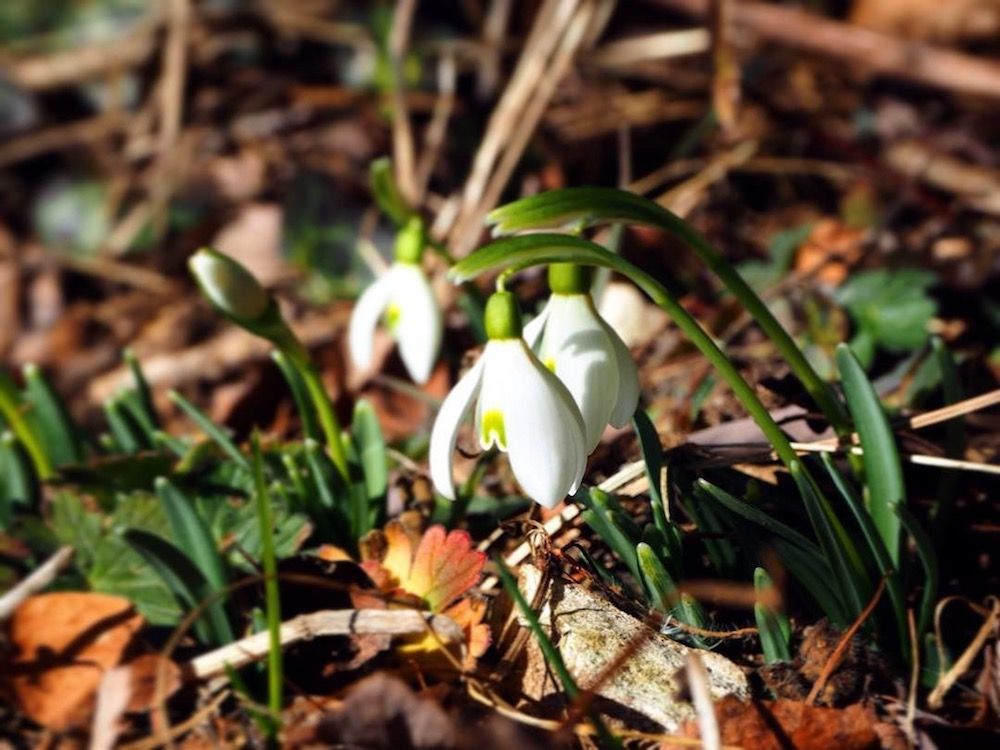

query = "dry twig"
[649,0,1000,100]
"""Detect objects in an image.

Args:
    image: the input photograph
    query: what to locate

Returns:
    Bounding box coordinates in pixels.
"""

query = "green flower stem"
[251,435,282,733]
[653,215,849,438]
[603,256,801,469]
[284,344,350,481]
[487,189,850,438]
[0,374,53,480]
[454,234,804,469]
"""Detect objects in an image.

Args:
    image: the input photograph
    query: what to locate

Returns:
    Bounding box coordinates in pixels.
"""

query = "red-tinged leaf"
[407,526,486,612]
[381,518,417,588]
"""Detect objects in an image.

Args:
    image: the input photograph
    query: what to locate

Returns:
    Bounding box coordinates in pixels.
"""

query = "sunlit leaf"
[836,344,905,565]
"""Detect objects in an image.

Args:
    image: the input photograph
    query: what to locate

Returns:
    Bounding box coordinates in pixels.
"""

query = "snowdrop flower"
[189,247,271,324]
[524,264,639,452]
[430,291,587,508]
[349,218,442,384]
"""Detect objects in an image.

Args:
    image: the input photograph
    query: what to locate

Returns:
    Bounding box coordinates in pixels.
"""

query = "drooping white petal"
[601,317,640,427]
[474,343,506,451]
[348,274,391,371]
[480,340,586,508]
[429,358,485,500]
[539,295,619,452]
[522,301,551,349]
[388,263,442,384]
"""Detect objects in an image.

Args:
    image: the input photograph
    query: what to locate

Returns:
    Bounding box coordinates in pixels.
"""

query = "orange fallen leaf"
[4,592,145,730]
[795,218,865,286]
[663,697,882,750]
[362,520,490,668]
[364,521,486,613]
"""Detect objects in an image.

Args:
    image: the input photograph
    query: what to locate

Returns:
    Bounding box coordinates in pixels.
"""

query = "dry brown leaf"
[119,654,182,713]
[851,0,1000,42]
[310,673,456,749]
[795,218,865,286]
[663,697,881,750]
[4,592,144,730]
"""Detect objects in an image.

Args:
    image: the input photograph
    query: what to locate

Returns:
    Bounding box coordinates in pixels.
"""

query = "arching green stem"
[452,234,800,468]
[487,188,850,438]
[280,336,350,481]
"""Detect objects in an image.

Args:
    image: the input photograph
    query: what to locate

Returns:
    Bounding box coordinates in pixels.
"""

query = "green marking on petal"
[384,302,402,331]
[480,408,507,449]
[543,356,557,372]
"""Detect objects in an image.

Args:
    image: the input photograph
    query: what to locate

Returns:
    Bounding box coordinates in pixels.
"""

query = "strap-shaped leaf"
[632,408,668,533]
[169,390,250,470]
[124,529,233,644]
[0,371,52,479]
[821,452,908,656]
[0,431,38,527]
[897,505,939,642]
[23,364,84,465]
[754,567,792,664]
[351,399,388,504]
[156,477,227,593]
[790,462,870,622]
[272,350,320,444]
[836,343,905,564]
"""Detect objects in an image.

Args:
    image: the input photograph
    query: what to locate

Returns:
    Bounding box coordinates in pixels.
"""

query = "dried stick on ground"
[649,0,1000,100]
[0,546,75,620]
[185,609,464,680]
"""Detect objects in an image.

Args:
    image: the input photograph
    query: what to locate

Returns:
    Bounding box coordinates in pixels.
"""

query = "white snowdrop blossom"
[523,265,640,452]
[349,220,442,384]
[430,292,587,508]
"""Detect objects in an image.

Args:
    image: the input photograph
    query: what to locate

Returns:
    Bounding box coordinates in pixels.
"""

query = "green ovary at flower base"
[349,216,443,384]
[525,263,640,453]
[429,291,587,509]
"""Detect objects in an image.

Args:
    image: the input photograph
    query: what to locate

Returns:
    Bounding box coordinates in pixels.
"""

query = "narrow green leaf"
[351,399,388,503]
[155,477,227,592]
[250,434,283,732]
[0,370,53,479]
[494,557,621,748]
[821,452,908,656]
[696,479,850,622]
[641,524,682,581]
[116,390,158,448]
[836,343,905,564]
[636,541,678,612]
[789,463,870,622]
[369,157,413,226]
[684,481,739,576]
[272,350,320,443]
[169,390,249,470]
[637,542,707,646]
[124,349,160,432]
[577,488,640,583]
[754,567,792,664]
[103,395,144,454]
[124,529,233,644]
[695,479,815,551]
[303,439,352,548]
[0,431,38,527]
[896,505,939,641]
[23,364,84,465]
[632,408,668,534]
